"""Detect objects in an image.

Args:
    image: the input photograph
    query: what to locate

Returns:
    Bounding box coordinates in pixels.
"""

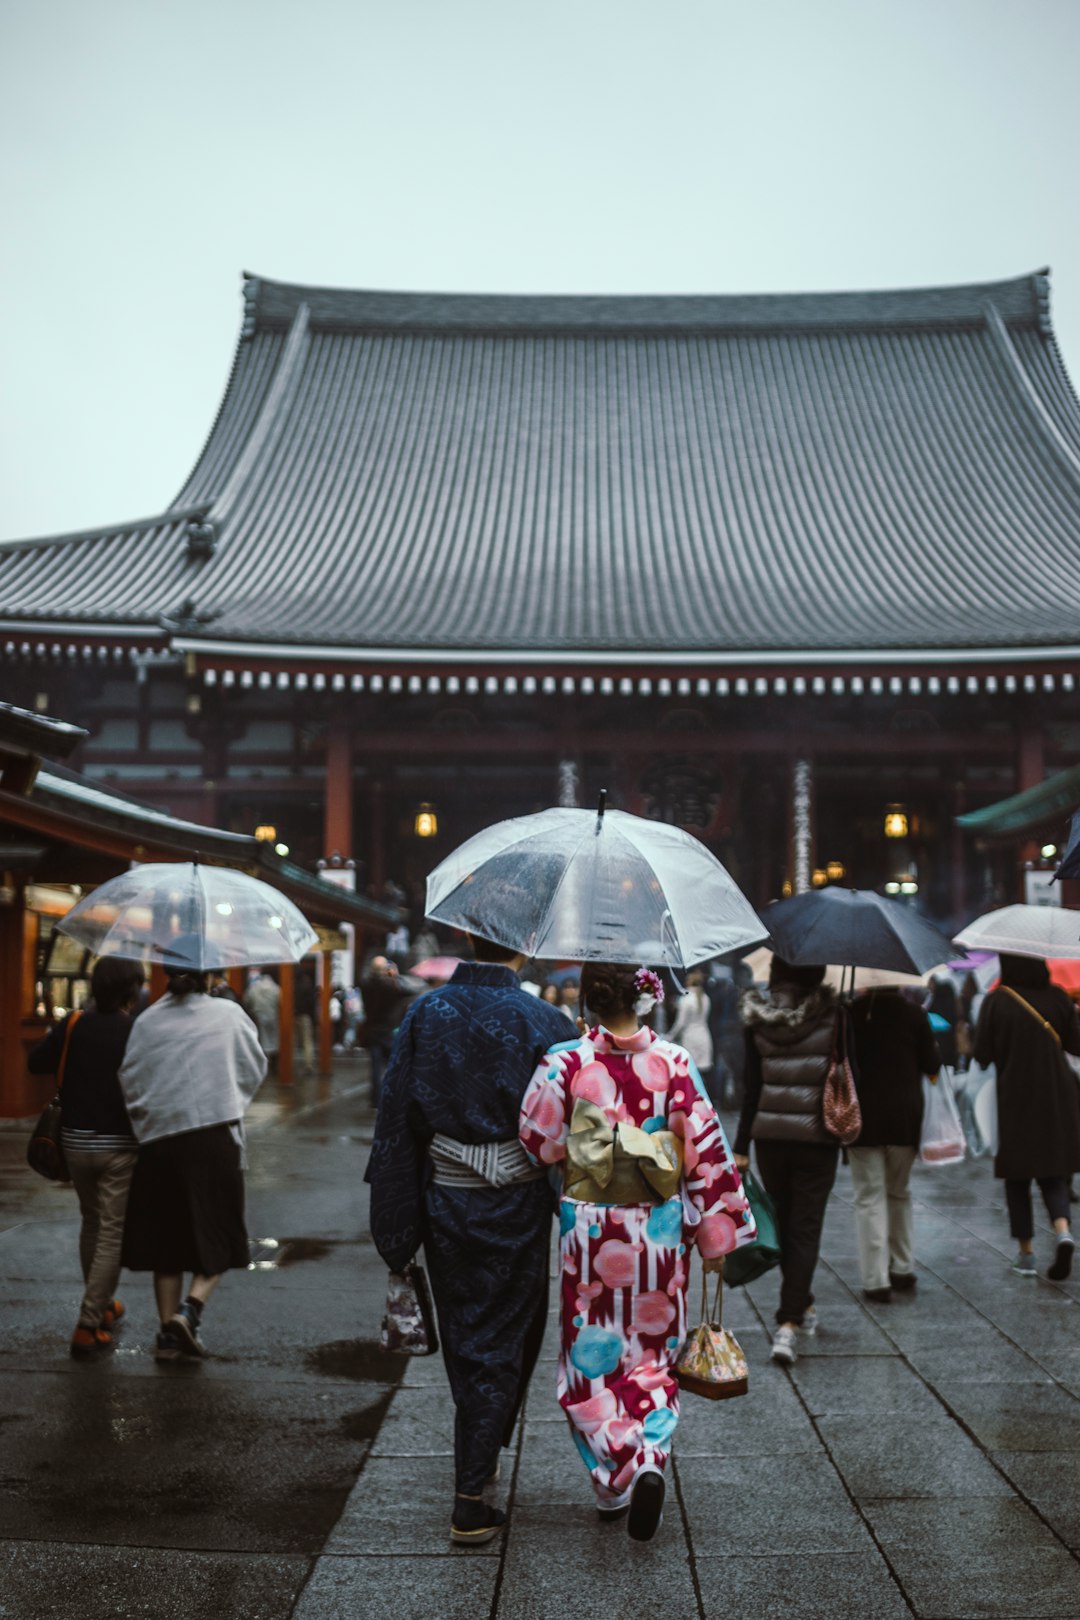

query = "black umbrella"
[761,888,961,974]
[1054,810,1080,882]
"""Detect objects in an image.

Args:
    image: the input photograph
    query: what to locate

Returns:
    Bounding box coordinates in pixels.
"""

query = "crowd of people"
[29,916,1080,1552]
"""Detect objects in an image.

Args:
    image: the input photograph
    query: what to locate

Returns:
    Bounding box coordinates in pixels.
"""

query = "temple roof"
[3,269,1080,662]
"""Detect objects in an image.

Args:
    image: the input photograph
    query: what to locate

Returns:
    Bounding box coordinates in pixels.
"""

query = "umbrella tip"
[596,789,607,830]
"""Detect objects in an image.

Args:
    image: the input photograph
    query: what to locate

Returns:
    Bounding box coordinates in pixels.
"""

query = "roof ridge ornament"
[159,597,220,635]
[241,273,261,340]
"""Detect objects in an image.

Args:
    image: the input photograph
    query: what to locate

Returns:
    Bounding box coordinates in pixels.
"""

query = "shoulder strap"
[56,1009,85,1089]
[998,985,1062,1046]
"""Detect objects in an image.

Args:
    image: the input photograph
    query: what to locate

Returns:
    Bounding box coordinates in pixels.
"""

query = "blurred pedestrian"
[847,988,940,1301]
[540,982,561,1009]
[973,954,1080,1280]
[361,955,412,1104]
[29,958,145,1360]
[295,966,317,1076]
[925,972,958,1069]
[734,957,840,1365]
[519,962,755,1542]
[558,980,580,1022]
[119,944,267,1360]
[667,969,715,1099]
[244,969,281,1075]
[367,929,569,1547]
[207,971,239,1004]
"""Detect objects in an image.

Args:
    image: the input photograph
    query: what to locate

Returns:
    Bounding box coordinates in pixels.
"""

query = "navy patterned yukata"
[366,963,571,1494]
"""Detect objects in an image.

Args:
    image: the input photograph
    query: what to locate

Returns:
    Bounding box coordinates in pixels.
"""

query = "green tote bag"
[723,1169,782,1288]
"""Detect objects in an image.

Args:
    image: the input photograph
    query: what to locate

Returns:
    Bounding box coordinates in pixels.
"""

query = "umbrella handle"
[595,789,607,833]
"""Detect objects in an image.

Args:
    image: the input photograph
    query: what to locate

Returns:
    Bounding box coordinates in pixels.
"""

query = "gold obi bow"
[564,1098,683,1205]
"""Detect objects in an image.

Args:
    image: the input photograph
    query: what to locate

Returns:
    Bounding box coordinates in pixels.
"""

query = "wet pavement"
[2,1065,1080,1619]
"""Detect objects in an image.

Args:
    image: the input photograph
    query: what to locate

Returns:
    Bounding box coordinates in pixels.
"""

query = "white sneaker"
[801,1307,818,1337]
[771,1325,798,1365]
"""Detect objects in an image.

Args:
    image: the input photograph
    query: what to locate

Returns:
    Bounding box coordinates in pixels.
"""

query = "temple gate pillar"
[325,721,354,861]
[788,758,814,895]
[278,965,295,1085]
[0,881,33,1116]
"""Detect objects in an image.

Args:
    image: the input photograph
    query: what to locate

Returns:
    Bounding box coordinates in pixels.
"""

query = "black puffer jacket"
[735,985,839,1151]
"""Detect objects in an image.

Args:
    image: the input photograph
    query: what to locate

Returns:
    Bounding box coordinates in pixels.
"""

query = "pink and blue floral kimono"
[519,1024,757,1506]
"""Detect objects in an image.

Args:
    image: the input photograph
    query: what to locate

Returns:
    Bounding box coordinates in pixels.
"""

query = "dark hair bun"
[167,970,207,998]
[580,962,639,1022]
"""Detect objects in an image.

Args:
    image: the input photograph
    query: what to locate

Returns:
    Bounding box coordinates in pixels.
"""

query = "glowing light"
[275,842,290,857]
[825,860,845,882]
[900,879,919,895]
[414,803,438,838]
[884,881,901,895]
[254,825,277,843]
[268,914,284,929]
[215,902,233,917]
[1041,844,1058,860]
[811,868,828,888]
[884,806,908,839]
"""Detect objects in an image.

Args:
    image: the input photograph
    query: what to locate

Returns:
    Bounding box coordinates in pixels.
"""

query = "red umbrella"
[1048,959,1080,996]
[412,955,463,983]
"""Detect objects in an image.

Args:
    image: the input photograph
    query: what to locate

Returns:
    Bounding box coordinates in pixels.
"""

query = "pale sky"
[2,0,1079,542]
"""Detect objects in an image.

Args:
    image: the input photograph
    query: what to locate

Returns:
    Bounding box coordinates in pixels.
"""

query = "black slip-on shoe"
[627,1468,665,1542]
[450,1498,506,1546]
[889,1273,917,1292]
[1048,1236,1075,1282]
[863,1287,892,1303]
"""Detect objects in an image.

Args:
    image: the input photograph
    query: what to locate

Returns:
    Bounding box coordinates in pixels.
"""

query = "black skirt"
[122,1122,249,1275]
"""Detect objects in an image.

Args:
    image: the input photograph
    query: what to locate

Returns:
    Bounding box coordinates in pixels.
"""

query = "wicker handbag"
[26,1010,83,1182]
[675,1260,749,1401]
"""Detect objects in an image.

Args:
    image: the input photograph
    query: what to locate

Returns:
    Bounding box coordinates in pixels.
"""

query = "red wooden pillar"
[227,967,244,999]
[149,962,168,1003]
[278,964,295,1085]
[325,721,354,860]
[319,957,333,1077]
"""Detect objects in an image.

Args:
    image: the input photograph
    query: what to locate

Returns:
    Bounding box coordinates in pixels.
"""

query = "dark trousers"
[424,1182,551,1495]
[1004,1177,1071,1242]
[754,1139,840,1326]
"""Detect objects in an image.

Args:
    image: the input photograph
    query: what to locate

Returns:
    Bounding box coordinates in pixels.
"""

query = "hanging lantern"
[415,803,438,839]
[825,860,845,882]
[811,868,828,888]
[883,806,908,839]
[254,824,277,843]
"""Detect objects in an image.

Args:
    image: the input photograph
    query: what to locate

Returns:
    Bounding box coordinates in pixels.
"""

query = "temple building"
[3,268,1080,928]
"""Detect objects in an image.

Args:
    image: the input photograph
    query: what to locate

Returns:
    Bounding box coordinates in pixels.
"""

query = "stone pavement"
[3,1066,1080,1620]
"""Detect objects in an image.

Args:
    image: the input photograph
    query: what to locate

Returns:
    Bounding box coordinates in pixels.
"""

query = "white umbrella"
[953,903,1080,962]
[57,862,317,969]
[425,800,766,968]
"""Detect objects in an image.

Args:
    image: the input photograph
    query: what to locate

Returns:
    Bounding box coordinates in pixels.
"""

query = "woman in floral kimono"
[519,962,757,1542]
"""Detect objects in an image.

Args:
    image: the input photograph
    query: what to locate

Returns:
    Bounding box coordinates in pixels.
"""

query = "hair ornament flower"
[633,967,665,1016]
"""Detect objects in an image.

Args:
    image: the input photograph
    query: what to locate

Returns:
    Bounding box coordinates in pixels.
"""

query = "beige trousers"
[65,1149,138,1328]
[296,1013,316,1075]
[847,1145,917,1292]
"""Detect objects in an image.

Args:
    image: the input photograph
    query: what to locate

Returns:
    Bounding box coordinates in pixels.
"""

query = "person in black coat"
[847,989,940,1301]
[29,958,145,1359]
[974,954,1080,1281]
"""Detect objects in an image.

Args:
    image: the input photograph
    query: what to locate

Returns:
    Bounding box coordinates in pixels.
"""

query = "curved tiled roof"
[3,269,1080,660]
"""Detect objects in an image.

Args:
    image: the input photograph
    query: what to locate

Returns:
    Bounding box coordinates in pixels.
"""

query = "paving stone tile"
[294,1553,498,1619]
[324,1457,502,1556]
[791,1353,938,1417]
[695,1551,910,1620]
[680,1453,872,1557]
[906,1341,1048,1386]
[989,1452,1080,1547]
[676,1370,823,1456]
[933,1379,1080,1452]
[860,1496,1059,1552]
[815,1413,1013,1500]
[496,1502,697,1619]
[370,1386,455,1457]
[884,1547,1080,1618]
[0,1541,308,1620]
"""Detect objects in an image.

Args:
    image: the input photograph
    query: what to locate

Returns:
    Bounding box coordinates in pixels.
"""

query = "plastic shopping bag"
[919,1070,966,1166]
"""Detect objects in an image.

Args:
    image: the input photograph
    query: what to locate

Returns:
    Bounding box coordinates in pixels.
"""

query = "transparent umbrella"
[953,903,1080,961]
[57,862,317,969]
[425,799,766,968]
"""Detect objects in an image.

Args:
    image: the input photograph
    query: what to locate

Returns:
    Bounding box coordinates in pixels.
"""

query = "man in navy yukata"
[366,933,570,1545]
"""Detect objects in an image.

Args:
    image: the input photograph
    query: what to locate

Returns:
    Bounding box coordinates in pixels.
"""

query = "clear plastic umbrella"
[425,800,766,968]
[953,903,1080,961]
[57,862,318,969]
